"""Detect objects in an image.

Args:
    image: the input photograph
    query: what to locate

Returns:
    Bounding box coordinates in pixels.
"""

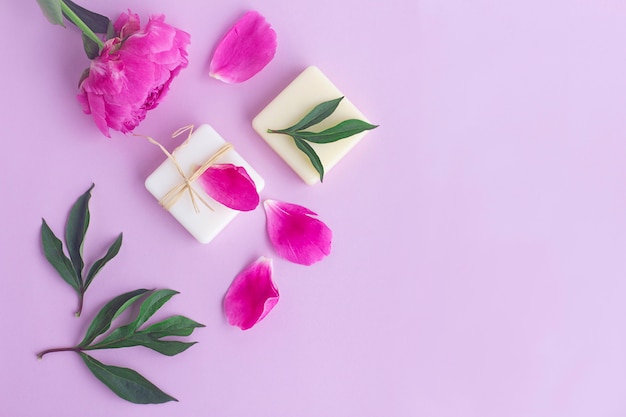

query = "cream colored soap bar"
[252,66,374,185]
[145,124,264,244]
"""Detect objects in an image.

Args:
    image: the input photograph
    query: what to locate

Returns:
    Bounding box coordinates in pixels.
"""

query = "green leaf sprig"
[267,97,378,181]
[41,184,123,317]
[37,289,205,404]
[36,0,114,59]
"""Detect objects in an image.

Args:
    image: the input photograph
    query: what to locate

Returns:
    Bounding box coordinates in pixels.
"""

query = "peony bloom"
[263,200,332,266]
[77,11,190,137]
[224,257,279,330]
[198,164,259,211]
[209,10,277,83]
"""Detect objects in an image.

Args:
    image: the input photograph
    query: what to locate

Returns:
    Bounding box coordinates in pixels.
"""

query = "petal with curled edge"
[224,257,279,330]
[198,164,259,211]
[209,10,277,83]
[263,200,332,266]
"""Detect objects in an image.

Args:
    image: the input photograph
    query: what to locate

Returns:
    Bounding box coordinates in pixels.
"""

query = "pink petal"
[224,257,279,330]
[198,163,259,211]
[209,10,277,83]
[263,200,332,266]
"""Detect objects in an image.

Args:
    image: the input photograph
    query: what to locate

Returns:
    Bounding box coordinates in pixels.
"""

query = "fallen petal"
[209,10,277,83]
[263,200,332,266]
[198,164,259,211]
[224,257,278,330]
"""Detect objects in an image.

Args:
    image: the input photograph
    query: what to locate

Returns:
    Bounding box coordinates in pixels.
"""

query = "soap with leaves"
[252,66,378,184]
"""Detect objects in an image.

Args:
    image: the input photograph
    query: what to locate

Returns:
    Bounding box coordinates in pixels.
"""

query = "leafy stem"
[267,97,378,182]
[41,184,123,317]
[37,289,204,404]
[59,1,104,49]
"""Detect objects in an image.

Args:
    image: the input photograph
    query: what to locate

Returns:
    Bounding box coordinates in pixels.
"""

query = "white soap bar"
[252,66,374,185]
[145,124,265,244]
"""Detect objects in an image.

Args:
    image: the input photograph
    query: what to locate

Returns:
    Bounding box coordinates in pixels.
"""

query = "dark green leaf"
[41,219,80,291]
[293,137,325,182]
[89,333,197,356]
[82,34,100,59]
[78,68,90,88]
[283,97,344,132]
[84,233,123,289]
[65,184,94,282]
[297,119,379,144]
[80,353,177,404]
[106,21,116,40]
[128,289,179,332]
[36,0,64,26]
[79,289,150,347]
[62,0,110,33]
[143,315,206,338]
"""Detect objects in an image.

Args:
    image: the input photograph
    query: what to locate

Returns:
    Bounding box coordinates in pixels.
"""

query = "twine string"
[136,125,234,213]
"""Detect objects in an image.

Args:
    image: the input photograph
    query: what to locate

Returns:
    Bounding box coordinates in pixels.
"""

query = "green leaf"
[89,333,197,356]
[82,33,100,59]
[128,289,179,332]
[143,315,206,338]
[293,137,325,182]
[283,97,344,132]
[41,219,80,291]
[87,314,203,355]
[36,0,64,26]
[65,184,94,282]
[84,233,123,289]
[297,119,379,144]
[79,289,150,347]
[106,21,116,40]
[80,353,177,404]
[62,0,110,33]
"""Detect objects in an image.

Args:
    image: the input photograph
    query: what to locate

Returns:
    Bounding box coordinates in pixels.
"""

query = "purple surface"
[2,0,626,416]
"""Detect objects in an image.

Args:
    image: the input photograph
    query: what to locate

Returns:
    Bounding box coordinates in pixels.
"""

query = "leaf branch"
[267,96,378,181]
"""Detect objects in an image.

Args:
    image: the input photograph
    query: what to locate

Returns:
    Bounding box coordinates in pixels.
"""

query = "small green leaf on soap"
[296,119,378,144]
[294,137,325,182]
[267,97,378,182]
[285,97,344,132]
[80,353,178,404]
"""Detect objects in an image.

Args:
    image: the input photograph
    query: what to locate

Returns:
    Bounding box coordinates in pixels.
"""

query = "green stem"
[37,346,82,359]
[60,1,104,49]
[267,129,289,134]
[75,291,84,318]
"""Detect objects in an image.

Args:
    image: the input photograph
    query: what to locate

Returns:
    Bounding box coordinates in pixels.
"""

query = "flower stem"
[60,1,104,49]
[75,291,84,318]
[37,346,82,359]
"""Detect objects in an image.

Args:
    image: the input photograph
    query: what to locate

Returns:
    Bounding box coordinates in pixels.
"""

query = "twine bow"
[137,125,233,213]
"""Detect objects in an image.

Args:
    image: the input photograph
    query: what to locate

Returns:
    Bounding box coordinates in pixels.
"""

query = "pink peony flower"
[263,200,332,266]
[224,257,279,330]
[77,11,190,137]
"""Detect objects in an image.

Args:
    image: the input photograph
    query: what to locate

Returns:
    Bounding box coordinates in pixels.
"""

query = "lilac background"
[2,0,626,416]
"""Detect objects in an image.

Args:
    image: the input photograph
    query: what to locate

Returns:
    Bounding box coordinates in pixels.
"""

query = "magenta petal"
[209,10,277,83]
[198,163,259,211]
[224,257,279,330]
[263,200,333,266]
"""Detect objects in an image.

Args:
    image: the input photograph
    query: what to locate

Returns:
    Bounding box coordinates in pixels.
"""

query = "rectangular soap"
[145,124,264,244]
[252,66,374,185]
